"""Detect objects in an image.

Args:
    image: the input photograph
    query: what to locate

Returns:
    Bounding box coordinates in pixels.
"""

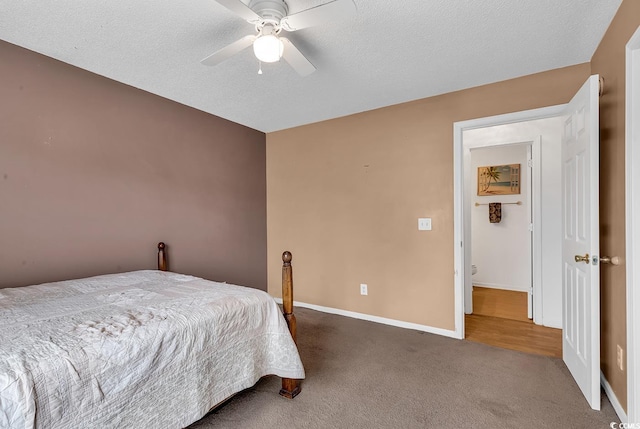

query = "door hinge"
[528,159,533,168]
[528,223,534,232]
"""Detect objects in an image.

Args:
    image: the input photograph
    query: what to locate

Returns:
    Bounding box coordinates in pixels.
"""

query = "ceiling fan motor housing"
[249,0,289,22]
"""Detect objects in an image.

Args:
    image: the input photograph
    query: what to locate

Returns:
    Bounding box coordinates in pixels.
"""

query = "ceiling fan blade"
[280,37,316,76]
[280,0,356,31]
[214,0,261,23]
[201,35,257,66]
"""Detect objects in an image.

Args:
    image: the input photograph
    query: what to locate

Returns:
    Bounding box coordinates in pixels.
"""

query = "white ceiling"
[0,0,622,133]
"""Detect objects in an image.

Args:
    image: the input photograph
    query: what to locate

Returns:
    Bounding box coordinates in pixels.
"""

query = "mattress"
[0,270,305,429]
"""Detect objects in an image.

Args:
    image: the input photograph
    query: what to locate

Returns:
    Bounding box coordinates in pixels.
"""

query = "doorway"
[453,109,566,338]
[459,120,562,357]
[466,140,535,318]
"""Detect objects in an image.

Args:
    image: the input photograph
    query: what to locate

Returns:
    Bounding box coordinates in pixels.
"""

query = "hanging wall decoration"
[477,164,521,196]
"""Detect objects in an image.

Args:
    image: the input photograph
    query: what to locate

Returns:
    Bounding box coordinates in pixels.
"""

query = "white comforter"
[0,270,305,429]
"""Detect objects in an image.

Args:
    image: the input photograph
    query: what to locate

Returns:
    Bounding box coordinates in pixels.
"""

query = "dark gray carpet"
[189,307,619,428]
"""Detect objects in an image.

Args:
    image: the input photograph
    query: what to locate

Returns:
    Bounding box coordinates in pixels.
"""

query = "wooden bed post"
[280,251,301,399]
[158,242,168,271]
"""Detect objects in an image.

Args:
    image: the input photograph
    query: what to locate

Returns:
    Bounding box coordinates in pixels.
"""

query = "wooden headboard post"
[158,242,168,271]
[280,251,301,399]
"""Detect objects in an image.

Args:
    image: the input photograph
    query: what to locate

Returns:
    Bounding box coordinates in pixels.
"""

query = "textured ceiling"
[0,0,622,132]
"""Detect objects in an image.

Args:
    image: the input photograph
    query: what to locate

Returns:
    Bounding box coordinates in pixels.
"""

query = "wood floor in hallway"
[465,287,562,358]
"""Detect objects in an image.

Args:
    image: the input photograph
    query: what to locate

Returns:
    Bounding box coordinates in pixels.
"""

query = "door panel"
[561,75,600,410]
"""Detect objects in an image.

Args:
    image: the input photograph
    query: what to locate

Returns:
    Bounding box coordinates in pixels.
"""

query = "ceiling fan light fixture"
[253,34,283,63]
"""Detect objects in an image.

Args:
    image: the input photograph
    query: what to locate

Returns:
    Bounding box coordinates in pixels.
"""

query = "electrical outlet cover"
[418,218,432,231]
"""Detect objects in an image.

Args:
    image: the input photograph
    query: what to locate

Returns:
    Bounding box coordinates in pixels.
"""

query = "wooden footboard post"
[158,242,168,271]
[280,251,301,399]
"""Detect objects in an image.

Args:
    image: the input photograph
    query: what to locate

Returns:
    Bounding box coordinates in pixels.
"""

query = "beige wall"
[267,63,590,329]
[0,41,268,290]
[591,0,640,412]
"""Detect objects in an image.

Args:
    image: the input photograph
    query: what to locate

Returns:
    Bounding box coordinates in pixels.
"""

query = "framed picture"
[477,164,521,196]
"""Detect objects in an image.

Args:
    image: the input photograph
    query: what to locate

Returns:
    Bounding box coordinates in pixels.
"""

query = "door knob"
[600,256,620,266]
[574,253,590,264]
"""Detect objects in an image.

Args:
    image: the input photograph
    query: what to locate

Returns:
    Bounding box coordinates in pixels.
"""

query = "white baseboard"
[602,371,627,422]
[473,282,530,293]
[274,298,460,339]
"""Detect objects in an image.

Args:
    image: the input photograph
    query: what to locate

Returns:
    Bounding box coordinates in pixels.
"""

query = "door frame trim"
[626,25,640,424]
[453,104,565,339]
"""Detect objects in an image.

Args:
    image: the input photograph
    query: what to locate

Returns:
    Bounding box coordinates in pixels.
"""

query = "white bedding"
[0,270,305,429]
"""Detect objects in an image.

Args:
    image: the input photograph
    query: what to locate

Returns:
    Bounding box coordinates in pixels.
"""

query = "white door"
[562,75,600,410]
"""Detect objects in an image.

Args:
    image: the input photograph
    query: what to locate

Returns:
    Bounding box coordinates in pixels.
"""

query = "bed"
[0,243,304,429]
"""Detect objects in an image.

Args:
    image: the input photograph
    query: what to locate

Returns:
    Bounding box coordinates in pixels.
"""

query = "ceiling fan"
[201,0,356,76]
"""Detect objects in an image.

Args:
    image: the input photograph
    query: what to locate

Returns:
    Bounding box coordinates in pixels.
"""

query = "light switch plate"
[418,218,432,231]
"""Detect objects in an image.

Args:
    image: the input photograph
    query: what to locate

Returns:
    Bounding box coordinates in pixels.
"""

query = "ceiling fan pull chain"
[258,61,263,75]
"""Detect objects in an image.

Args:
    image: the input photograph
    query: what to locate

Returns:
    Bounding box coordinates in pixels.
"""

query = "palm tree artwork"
[477,164,520,196]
